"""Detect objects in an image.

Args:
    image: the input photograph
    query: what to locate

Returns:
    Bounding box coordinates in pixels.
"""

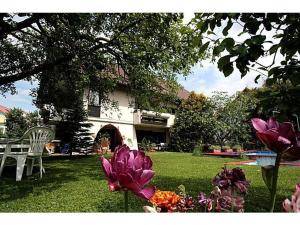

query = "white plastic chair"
[0,127,54,181]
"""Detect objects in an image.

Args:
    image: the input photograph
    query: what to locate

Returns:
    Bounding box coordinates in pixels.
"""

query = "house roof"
[107,65,190,100]
[177,88,190,100]
[0,105,10,114]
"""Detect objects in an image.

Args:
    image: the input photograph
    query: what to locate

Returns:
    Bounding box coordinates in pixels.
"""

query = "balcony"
[133,110,175,127]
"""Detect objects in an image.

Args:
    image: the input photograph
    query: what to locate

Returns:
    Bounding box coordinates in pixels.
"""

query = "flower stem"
[124,191,129,212]
[269,152,282,212]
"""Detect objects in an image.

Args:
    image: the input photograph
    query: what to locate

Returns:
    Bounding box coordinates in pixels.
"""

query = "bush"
[209,145,221,150]
[5,108,39,138]
[139,137,156,152]
[192,144,203,156]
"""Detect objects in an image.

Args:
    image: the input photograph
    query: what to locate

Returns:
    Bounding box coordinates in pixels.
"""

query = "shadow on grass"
[0,156,106,203]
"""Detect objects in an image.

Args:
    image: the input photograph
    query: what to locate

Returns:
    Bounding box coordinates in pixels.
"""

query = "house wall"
[83,88,175,150]
[88,120,138,149]
[83,88,138,149]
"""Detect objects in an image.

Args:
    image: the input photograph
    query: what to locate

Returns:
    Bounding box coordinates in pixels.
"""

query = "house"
[83,81,189,150]
[0,105,10,135]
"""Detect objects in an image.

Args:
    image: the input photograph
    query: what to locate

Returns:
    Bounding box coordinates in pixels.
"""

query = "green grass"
[0,152,299,212]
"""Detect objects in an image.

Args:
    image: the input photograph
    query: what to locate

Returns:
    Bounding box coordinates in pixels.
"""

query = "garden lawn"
[0,152,299,212]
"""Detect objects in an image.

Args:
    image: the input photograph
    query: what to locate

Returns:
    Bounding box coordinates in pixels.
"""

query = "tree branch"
[0,14,43,39]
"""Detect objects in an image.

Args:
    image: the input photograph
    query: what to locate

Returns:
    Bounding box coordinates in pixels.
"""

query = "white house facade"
[83,87,186,150]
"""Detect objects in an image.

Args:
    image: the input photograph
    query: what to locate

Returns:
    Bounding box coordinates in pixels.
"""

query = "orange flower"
[149,190,182,212]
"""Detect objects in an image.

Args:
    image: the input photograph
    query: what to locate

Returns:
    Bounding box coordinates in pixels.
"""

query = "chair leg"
[0,155,6,177]
[16,155,27,181]
[39,157,43,179]
[26,158,35,176]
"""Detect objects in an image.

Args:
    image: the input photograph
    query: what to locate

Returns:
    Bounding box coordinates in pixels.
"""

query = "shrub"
[192,145,203,156]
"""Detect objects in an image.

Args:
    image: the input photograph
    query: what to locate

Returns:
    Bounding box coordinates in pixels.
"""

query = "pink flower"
[251,117,300,160]
[100,144,156,200]
[283,184,300,212]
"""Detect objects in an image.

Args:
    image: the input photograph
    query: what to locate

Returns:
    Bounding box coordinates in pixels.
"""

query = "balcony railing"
[133,110,174,127]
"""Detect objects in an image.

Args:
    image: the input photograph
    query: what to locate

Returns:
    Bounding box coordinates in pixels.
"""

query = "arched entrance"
[95,124,123,151]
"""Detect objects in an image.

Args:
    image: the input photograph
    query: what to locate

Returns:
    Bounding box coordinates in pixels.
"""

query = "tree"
[189,13,300,88]
[0,13,205,113]
[5,108,39,138]
[208,91,257,150]
[54,99,93,154]
[170,92,212,152]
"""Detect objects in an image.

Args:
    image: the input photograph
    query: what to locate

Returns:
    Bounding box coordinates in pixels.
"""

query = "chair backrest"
[22,127,55,155]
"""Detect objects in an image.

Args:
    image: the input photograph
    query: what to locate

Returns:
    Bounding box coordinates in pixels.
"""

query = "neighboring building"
[83,86,189,150]
[0,105,11,135]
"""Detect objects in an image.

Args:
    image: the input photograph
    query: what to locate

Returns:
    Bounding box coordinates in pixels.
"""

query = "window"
[88,105,101,117]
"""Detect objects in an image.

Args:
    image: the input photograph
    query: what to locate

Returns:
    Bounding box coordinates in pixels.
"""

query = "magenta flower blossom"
[212,167,250,194]
[283,184,300,212]
[251,117,300,160]
[100,144,156,200]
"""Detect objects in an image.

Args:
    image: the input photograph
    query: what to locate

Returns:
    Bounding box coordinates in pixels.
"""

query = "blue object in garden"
[60,144,70,154]
[244,151,277,166]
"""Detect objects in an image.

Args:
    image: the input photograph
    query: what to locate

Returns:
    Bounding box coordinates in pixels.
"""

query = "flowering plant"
[100,144,156,212]
[283,184,300,212]
[144,167,249,213]
[198,167,249,212]
[251,117,300,212]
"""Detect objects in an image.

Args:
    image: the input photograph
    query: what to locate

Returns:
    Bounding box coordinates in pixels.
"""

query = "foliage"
[5,108,39,138]
[171,91,256,152]
[190,13,300,87]
[179,91,207,111]
[245,82,300,124]
[55,100,93,152]
[208,91,257,149]
[170,92,213,152]
[192,144,203,156]
[139,137,156,152]
[0,13,205,114]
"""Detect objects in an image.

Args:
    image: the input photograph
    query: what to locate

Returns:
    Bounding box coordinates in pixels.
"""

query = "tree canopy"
[1,13,204,113]
[189,13,300,87]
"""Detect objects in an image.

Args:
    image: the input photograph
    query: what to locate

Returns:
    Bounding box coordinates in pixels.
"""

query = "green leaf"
[251,35,266,45]
[177,184,186,198]
[269,44,279,55]
[199,41,210,54]
[222,19,233,36]
[192,37,201,47]
[213,45,225,56]
[218,55,231,70]
[221,38,235,51]
[261,166,274,193]
[223,62,234,77]
[209,20,216,31]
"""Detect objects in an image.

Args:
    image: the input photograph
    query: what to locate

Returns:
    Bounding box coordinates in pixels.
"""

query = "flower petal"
[267,117,279,129]
[251,118,268,132]
[135,186,156,200]
[279,122,296,140]
[138,170,155,186]
[283,199,293,212]
[278,136,291,145]
[100,157,113,180]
